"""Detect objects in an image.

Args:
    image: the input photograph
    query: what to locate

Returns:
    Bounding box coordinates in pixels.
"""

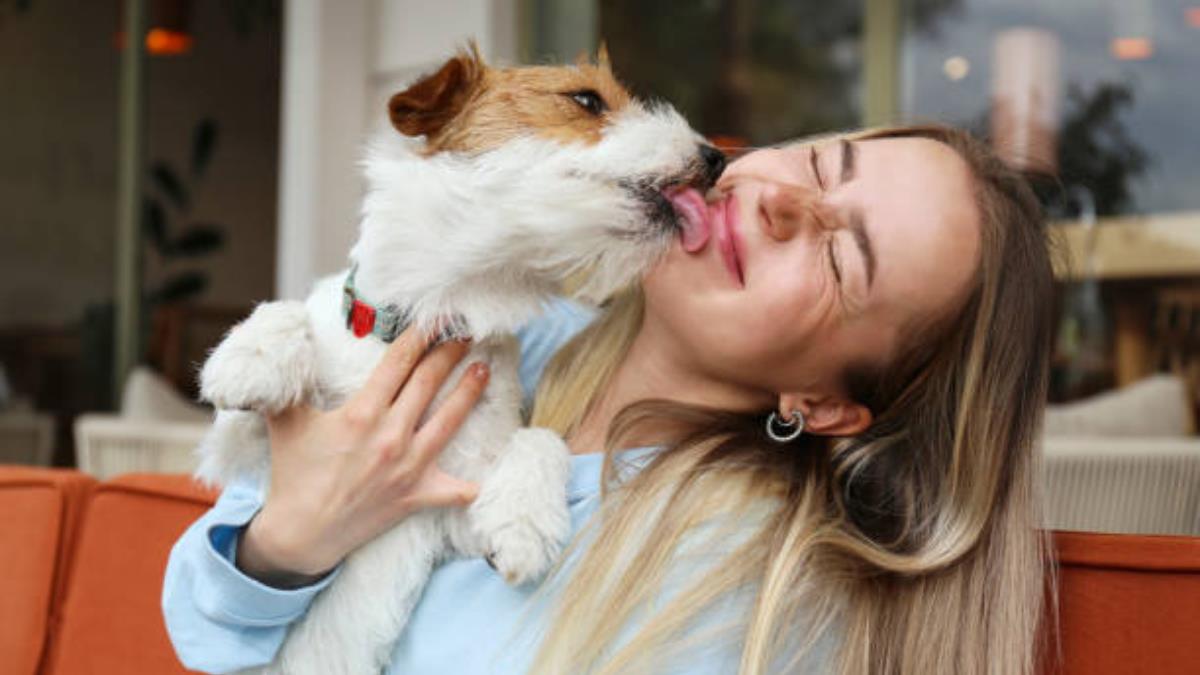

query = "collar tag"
[349,299,376,338]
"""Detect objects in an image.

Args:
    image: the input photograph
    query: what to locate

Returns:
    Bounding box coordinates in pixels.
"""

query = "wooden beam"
[864,0,901,127]
[1052,211,1200,280]
[113,0,147,402]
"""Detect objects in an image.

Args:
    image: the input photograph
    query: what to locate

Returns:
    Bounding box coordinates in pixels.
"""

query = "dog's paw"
[200,301,316,413]
[471,427,573,585]
[483,518,565,586]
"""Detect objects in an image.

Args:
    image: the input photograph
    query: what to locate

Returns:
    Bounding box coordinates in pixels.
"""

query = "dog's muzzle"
[632,143,728,235]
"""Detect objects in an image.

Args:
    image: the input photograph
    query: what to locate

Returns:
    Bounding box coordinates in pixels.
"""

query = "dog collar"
[341,265,465,343]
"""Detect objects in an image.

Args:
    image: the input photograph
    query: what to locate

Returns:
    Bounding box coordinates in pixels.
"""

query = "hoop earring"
[766,410,805,443]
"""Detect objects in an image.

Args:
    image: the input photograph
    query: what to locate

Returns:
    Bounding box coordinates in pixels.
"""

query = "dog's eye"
[568,90,607,116]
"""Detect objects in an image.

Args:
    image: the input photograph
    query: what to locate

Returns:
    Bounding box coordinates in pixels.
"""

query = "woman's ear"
[388,45,485,138]
[779,394,872,437]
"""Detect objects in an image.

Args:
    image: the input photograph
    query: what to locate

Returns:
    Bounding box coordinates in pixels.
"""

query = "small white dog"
[197,45,723,674]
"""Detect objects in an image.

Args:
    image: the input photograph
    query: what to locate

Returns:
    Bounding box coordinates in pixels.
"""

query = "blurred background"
[1,0,1198,539]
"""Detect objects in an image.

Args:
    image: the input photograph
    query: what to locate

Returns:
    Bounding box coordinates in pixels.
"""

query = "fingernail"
[470,362,489,379]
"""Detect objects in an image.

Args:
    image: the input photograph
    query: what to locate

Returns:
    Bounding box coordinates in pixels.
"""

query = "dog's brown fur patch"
[388,43,633,154]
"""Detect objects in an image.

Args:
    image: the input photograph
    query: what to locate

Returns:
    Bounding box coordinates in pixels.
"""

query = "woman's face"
[642,136,982,410]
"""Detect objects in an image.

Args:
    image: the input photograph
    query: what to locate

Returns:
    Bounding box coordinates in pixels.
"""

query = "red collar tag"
[349,299,376,338]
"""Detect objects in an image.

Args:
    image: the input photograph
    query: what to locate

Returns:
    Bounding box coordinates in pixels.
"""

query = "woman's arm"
[162,299,593,672]
[162,478,333,672]
[162,330,487,672]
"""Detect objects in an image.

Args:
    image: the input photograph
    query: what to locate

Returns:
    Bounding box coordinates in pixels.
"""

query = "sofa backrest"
[1047,530,1200,674]
[7,465,1200,674]
[0,467,96,675]
[40,473,217,675]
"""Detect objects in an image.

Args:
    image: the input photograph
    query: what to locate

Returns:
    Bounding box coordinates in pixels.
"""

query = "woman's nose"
[760,183,821,242]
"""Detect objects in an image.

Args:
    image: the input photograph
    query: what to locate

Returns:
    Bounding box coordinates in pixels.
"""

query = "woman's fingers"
[407,361,490,469]
[346,326,432,417]
[384,339,473,434]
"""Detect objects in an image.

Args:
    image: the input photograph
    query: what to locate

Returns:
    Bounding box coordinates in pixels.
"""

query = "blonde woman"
[164,125,1055,674]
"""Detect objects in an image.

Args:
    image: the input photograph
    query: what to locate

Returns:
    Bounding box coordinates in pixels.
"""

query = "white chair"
[1042,437,1200,536]
[73,367,213,480]
[1041,374,1200,536]
[74,414,209,480]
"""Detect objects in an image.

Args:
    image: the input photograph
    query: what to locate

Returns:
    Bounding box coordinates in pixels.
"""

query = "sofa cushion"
[42,473,217,675]
[1044,374,1193,438]
[0,467,95,675]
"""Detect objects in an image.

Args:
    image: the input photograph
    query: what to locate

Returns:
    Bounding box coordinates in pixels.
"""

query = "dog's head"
[377,44,723,303]
[389,43,639,152]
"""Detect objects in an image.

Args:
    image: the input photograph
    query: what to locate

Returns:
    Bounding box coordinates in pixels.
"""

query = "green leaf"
[169,224,225,257]
[142,197,168,254]
[150,272,208,304]
[192,118,219,177]
[151,161,189,210]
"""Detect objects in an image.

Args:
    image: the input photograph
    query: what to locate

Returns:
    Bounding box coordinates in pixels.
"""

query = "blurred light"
[114,0,193,56]
[1187,8,1200,28]
[145,28,192,55]
[1111,37,1154,60]
[943,56,971,81]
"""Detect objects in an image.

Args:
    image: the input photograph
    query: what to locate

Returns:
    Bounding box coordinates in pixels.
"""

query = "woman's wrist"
[235,510,337,589]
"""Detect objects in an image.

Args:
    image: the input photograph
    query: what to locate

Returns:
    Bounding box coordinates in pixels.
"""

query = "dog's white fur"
[196,98,709,674]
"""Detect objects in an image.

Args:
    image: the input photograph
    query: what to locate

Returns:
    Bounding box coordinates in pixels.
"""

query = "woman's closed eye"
[827,235,843,289]
[809,146,826,191]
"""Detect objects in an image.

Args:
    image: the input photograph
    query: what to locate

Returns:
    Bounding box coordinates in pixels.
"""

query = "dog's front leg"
[200,300,317,414]
[470,427,572,585]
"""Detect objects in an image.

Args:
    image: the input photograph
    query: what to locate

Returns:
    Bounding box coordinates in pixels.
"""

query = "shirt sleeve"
[161,477,340,674]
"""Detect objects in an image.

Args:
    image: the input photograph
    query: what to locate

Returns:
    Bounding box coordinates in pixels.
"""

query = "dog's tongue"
[666,187,710,253]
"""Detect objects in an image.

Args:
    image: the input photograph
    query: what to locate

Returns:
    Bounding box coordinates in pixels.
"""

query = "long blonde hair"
[528,125,1056,675]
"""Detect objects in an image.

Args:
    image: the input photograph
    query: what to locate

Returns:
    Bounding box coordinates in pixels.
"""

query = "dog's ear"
[574,43,612,71]
[597,42,611,71]
[388,47,484,138]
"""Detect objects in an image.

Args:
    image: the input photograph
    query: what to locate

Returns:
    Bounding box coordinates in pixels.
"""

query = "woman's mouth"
[665,187,744,287]
[711,193,744,287]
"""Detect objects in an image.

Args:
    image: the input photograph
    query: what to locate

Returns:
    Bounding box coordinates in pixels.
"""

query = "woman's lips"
[666,187,744,287]
[711,193,744,287]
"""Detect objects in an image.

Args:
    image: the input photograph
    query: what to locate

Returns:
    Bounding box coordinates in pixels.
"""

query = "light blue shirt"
[162,298,829,673]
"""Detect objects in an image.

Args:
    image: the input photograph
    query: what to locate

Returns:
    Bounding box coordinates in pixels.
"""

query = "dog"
[196,44,724,674]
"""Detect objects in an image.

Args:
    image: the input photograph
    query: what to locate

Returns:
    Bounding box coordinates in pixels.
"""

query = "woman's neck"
[566,322,773,455]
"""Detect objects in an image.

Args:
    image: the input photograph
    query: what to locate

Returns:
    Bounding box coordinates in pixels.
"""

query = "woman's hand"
[235,327,489,588]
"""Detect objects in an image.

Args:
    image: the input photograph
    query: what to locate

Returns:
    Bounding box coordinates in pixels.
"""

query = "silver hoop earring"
[766,410,805,443]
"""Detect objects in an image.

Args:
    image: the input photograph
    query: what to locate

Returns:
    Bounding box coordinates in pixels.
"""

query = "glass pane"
[595,0,864,144]
[900,0,1200,218]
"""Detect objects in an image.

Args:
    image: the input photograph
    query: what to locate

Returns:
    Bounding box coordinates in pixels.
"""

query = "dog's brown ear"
[597,42,611,70]
[388,47,484,138]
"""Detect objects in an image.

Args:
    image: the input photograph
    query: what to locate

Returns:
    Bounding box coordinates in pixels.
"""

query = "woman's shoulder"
[515,297,596,400]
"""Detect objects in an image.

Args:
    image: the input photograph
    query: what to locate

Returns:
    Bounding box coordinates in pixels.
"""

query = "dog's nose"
[699,144,726,186]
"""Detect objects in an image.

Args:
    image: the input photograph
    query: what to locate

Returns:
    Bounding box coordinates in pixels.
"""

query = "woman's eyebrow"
[841,139,857,183]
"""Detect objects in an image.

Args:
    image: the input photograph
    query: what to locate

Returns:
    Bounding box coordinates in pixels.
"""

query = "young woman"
[163,125,1055,674]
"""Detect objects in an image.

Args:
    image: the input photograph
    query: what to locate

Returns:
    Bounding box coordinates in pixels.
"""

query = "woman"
[163,124,1055,674]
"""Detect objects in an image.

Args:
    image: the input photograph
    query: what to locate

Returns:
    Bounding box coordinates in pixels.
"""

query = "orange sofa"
[1,465,1197,674]
[1,466,216,675]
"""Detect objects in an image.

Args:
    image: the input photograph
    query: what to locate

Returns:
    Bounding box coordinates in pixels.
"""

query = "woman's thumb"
[420,470,480,507]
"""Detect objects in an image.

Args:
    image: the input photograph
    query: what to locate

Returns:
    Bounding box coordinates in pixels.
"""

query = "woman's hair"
[527,124,1056,675]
